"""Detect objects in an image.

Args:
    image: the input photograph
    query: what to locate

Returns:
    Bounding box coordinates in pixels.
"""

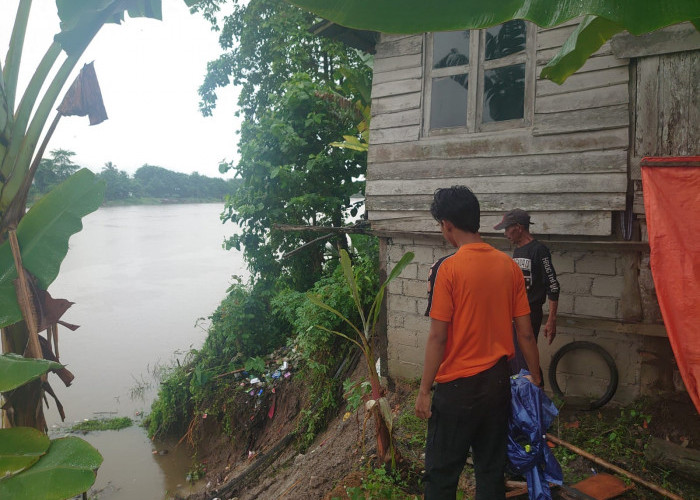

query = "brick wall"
[385,234,448,380]
[554,251,625,319]
[383,234,652,404]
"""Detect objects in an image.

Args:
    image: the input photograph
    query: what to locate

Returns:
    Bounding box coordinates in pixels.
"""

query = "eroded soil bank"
[173,361,700,500]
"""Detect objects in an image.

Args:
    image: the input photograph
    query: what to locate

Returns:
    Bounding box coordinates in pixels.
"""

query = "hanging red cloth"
[641,157,700,413]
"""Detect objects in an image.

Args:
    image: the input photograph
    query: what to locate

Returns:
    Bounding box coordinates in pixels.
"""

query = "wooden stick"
[8,230,42,359]
[546,433,684,500]
[278,478,302,499]
[272,223,370,234]
[281,233,334,259]
[505,480,528,499]
[213,367,246,379]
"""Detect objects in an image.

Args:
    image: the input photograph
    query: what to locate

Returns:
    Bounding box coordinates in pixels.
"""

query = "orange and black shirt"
[425,243,530,383]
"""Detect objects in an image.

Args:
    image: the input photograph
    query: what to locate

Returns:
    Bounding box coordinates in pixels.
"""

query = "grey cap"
[493,209,532,230]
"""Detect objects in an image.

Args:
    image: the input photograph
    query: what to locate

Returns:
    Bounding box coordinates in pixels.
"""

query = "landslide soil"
[173,363,700,500]
[172,361,383,500]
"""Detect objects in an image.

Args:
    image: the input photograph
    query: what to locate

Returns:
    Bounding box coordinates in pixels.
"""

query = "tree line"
[32,149,240,203]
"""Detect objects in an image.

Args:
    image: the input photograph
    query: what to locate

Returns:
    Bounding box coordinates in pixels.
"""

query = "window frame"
[422,22,537,137]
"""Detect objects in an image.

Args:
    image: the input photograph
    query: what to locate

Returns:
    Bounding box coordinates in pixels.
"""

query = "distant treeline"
[32,149,241,204]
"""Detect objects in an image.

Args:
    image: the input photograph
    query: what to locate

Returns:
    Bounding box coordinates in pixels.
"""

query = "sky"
[1,0,240,178]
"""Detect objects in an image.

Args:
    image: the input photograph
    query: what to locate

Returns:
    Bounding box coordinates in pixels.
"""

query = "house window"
[424,20,535,135]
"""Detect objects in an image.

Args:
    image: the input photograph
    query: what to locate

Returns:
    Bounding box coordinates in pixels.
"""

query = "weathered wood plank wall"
[367,24,632,236]
[630,48,700,213]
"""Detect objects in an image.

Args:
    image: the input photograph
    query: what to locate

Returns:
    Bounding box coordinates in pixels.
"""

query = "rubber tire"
[548,341,619,410]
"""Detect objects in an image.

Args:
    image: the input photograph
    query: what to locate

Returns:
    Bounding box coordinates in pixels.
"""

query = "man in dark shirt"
[494,209,560,375]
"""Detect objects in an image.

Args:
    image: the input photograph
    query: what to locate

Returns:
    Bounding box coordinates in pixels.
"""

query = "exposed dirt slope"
[174,359,700,500]
[173,361,377,500]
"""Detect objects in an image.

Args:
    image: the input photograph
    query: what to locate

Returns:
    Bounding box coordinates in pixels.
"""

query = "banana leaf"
[0,169,105,328]
[54,0,202,56]
[287,0,700,82]
[0,427,50,479]
[287,0,699,35]
[0,436,103,500]
[540,15,624,84]
[0,354,62,392]
[54,0,163,56]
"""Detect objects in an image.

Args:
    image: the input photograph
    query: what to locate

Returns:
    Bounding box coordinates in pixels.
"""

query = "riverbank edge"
[101,197,226,207]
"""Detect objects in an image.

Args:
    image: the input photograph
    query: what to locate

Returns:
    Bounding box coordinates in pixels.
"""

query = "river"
[46,203,245,499]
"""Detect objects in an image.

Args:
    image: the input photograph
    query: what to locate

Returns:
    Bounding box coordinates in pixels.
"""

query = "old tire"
[548,341,618,410]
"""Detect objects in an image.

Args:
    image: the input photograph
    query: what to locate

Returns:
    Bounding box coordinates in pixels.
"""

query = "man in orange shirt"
[415,186,542,500]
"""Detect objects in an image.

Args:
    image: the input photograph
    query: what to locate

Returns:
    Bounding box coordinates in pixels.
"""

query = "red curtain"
[641,157,700,412]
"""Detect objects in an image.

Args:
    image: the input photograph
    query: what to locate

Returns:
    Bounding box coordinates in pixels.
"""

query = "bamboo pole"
[546,433,684,500]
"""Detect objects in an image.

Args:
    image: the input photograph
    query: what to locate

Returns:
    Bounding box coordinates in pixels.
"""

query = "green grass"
[344,466,419,500]
[551,398,700,499]
[394,385,427,450]
[71,417,133,432]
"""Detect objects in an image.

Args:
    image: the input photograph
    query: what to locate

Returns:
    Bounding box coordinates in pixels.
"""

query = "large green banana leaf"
[0,436,103,500]
[540,15,625,83]
[54,0,202,55]
[287,0,699,35]
[0,354,63,392]
[0,169,105,328]
[54,0,164,56]
[0,427,50,479]
[287,0,700,83]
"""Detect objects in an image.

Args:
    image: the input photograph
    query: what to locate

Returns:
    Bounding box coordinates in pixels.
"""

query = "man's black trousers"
[423,357,510,500]
[509,305,544,376]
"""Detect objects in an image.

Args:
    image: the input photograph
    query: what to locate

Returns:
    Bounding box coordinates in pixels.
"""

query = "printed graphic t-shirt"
[426,243,530,383]
[512,239,560,307]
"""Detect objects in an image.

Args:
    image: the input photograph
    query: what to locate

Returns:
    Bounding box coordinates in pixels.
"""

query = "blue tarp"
[508,371,563,500]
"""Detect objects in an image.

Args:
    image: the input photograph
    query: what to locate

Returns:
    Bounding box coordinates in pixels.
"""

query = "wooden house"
[356,21,700,403]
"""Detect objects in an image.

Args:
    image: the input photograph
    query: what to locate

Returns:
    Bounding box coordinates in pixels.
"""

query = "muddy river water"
[46,203,245,499]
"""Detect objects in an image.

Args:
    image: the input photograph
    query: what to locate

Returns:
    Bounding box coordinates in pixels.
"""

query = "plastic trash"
[284,371,291,379]
[250,377,260,385]
[281,361,288,370]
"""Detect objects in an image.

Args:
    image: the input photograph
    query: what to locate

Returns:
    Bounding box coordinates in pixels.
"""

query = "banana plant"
[1,0,195,230]
[0,0,197,431]
[0,354,103,500]
[308,249,414,466]
[287,0,700,84]
[0,169,104,329]
[0,1,196,495]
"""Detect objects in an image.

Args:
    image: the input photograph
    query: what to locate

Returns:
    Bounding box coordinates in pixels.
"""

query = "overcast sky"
[1,0,239,178]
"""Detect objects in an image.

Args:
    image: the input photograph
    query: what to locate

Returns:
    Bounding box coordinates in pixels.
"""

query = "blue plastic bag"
[508,370,563,500]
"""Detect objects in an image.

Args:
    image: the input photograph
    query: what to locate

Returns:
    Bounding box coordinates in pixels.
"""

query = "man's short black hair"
[430,186,480,233]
